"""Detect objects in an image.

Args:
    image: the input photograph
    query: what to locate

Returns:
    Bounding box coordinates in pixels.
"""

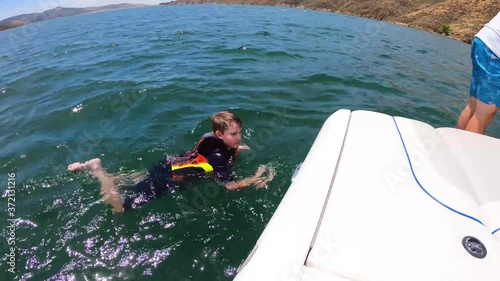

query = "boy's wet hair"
[212,111,242,133]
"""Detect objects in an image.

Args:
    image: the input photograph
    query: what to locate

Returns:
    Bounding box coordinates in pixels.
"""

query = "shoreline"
[2,2,492,43]
[84,5,151,15]
[160,1,496,44]
[292,6,455,41]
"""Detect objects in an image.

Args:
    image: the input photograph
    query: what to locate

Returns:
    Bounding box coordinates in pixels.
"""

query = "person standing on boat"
[457,11,500,134]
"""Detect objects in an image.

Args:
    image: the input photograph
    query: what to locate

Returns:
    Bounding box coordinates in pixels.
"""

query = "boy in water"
[68,111,274,212]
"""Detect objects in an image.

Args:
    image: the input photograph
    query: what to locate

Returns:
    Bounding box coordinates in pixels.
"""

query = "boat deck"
[235,109,500,281]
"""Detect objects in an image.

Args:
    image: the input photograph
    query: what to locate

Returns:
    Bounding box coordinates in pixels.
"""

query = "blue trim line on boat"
[492,228,500,235]
[391,117,485,226]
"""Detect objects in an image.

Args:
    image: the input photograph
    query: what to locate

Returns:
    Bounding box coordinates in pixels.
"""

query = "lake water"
[0,4,487,281]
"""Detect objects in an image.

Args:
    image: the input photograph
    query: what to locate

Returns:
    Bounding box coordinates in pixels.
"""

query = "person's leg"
[68,158,125,213]
[122,179,154,211]
[461,38,500,134]
[464,100,498,134]
[457,97,477,130]
[122,161,176,210]
[458,38,481,130]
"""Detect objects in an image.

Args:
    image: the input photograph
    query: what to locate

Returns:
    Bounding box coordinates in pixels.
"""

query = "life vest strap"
[170,154,214,173]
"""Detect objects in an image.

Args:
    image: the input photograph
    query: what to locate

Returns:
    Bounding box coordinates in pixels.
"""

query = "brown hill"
[0,20,26,31]
[162,0,498,43]
[0,4,149,32]
[401,0,497,43]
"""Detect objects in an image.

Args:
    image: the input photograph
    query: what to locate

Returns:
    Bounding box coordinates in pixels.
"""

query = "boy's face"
[215,123,242,149]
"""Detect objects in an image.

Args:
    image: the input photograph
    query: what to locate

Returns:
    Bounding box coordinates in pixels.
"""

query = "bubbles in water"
[84,237,96,251]
[93,273,113,280]
[245,127,254,137]
[21,154,27,158]
[133,233,141,241]
[224,266,238,277]
[1,88,6,94]
[71,103,84,113]
[57,143,68,148]
[17,218,38,228]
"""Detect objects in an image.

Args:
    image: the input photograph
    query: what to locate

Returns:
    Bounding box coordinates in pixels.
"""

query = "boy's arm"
[213,166,264,191]
[207,151,265,190]
[225,177,264,190]
[225,166,266,190]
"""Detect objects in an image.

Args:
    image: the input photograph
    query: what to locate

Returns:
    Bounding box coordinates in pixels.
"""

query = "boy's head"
[212,111,242,149]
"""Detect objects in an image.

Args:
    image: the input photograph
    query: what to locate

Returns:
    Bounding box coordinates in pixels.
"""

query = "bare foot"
[68,158,102,172]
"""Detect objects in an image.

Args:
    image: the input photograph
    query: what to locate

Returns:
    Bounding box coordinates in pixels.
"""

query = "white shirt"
[476,12,500,57]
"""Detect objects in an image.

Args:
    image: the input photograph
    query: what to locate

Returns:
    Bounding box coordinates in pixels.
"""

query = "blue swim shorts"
[470,37,500,106]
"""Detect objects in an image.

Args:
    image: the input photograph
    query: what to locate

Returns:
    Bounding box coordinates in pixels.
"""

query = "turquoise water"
[0,4,489,281]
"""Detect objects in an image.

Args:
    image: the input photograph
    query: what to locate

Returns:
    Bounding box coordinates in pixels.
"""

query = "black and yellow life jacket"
[167,132,236,177]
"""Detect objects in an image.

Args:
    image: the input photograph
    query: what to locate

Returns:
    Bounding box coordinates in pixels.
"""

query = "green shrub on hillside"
[440,23,451,35]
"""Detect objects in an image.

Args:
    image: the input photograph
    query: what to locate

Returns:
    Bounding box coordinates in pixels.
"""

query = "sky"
[0,0,163,21]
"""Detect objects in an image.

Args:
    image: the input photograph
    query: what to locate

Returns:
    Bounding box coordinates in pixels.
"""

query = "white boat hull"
[235,109,500,281]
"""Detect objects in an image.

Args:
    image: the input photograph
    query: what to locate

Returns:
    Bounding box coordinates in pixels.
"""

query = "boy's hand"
[254,166,276,189]
[238,144,250,151]
[254,177,268,189]
[255,165,266,177]
[225,176,265,190]
[225,166,276,191]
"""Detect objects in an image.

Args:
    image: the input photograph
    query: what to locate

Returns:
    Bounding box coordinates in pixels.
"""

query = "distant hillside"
[0,20,26,31]
[0,3,149,31]
[161,0,497,43]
